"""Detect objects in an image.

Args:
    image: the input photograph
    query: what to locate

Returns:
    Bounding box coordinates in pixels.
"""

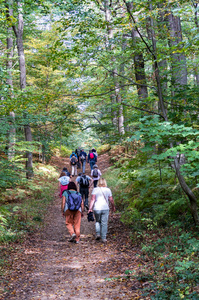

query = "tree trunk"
[24,125,33,178]
[104,0,125,135]
[6,2,16,160]
[166,11,187,89]
[126,2,148,102]
[174,157,199,225]
[149,1,198,224]
[12,1,33,178]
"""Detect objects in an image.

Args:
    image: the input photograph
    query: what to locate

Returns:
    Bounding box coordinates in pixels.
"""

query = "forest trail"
[2,154,145,300]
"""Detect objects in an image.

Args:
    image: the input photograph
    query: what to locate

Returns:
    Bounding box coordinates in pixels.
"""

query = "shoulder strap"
[100,188,108,204]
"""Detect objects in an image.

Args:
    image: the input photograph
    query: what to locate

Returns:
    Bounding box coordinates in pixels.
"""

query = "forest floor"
[1,153,149,300]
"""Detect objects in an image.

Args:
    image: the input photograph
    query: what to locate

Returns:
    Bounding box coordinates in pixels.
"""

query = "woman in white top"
[88,178,115,243]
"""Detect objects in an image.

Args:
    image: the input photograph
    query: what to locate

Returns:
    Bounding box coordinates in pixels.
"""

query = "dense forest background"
[0,0,199,298]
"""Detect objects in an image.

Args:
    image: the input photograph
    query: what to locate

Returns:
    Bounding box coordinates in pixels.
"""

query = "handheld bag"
[67,191,82,211]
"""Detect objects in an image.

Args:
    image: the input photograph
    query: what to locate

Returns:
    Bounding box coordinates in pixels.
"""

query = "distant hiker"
[87,150,97,171]
[79,149,87,174]
[75,147,81,162]
[92,148,98,157]
[91,164,101,188]
[76,172,93,210]
[88,178,116,243]
[62,182,84,244]
[62,167,71,177]
[58,172,70,198]
[70,153,78,177]
[70,151,78,159]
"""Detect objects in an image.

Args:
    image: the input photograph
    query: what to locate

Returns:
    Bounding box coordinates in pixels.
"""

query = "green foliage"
[52,145,72,157]
[138,228,199,299]
[0,163,58,243]
[97,144,111,155]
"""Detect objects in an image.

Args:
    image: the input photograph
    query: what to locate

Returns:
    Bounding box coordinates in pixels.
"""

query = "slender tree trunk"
[12,2,33,178]
[6,2,16,160]
[166,11,187,89]
[174,156,199,225]
[104,0,125,135]
[126,2,148,102]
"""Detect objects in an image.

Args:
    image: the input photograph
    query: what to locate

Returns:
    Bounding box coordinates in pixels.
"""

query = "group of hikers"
[58,148,116,244]
[69,147,98,176]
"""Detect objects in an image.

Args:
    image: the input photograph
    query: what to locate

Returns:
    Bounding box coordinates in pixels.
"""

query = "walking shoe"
[101,239,107,243]
[96,235,101,240]
[69,233,76,242]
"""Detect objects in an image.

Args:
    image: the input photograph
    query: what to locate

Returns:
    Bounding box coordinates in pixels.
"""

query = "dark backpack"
[79,175,89,187]
[80,154,86,161]
[67,191,82,211]
[90,152,94,159]
[92,168,98,178]
[71,157,76,165]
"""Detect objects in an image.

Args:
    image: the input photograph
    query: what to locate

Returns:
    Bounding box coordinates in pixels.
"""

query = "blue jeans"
[81,160,86,173]
[94,210,109,240]
[89,160,95,171]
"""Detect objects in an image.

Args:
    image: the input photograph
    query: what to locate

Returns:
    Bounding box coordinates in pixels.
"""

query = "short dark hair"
[68,182,77,191]
[62,167,68,171]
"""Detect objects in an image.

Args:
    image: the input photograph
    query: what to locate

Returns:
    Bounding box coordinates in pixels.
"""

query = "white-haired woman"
[88,178,115,243]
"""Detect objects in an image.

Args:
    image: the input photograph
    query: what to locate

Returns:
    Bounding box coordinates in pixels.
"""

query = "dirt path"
[1,154,144,300]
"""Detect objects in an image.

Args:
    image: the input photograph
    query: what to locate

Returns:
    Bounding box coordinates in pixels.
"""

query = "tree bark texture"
[126,2,148,101]
[12,2,33,178]
[6,4,16,161]
[166,12,187,89]
[174,157,199,225]
[24,125,33,178]
[104,0,125,135]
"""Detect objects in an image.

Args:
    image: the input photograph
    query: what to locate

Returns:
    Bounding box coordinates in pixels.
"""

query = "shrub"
[97,144,111,155]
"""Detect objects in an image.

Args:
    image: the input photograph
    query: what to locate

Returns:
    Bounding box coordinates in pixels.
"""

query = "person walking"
[61,182,84,244]
[58,171,70,198]
[88,178,116,243]
[91,164,101,188]
[79,149,87,174]
[87,150,97,171]
[70,153,78,177]
[62,167,71,177]
[76,172,93,210]
[75,147,81,162]
[70,151,78,159]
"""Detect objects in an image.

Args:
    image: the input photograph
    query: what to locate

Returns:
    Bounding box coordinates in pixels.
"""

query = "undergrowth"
[104,147,199,299]
[0,163,58,244]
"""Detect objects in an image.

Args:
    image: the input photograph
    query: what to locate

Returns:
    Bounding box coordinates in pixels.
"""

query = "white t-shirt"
[92,187,112,210]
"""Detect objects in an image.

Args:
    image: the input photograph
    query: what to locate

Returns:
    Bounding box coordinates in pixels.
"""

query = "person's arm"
[81,198,84,216]
[61,196,66,216]
[89,178,93,187]
[108,196,116,212]
[88,194,96,213]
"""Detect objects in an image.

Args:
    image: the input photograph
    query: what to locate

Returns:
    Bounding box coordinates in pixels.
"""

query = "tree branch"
[121,101,164,118]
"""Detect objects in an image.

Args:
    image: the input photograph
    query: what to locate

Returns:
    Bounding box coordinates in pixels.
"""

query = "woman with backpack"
[58,171,70,198]
[88,178,116,243]
[61,181,84,244]
[91,164,101,188]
